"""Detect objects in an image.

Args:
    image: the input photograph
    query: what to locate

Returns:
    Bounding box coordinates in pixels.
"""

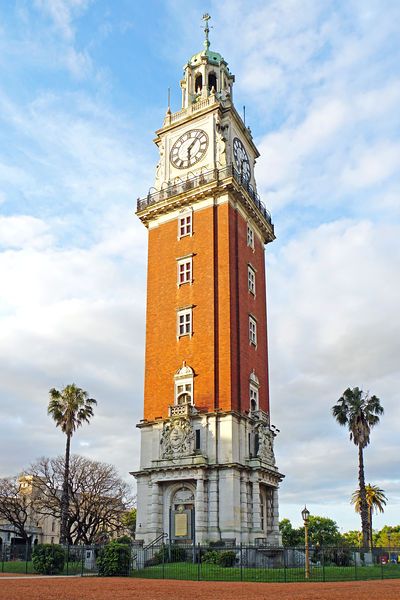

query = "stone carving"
[175,361,194,378]
[255,422,276,466]
[160,418,194,459]
[216,120,228,167]
[173,487,194,505]
[155,140,165,187]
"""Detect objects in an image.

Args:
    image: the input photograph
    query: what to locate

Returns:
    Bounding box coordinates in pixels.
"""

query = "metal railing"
[131,543,400,583]
[136,165,272,226]
[3,542,398,582]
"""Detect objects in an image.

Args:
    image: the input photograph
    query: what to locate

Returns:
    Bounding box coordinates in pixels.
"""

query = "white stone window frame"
[176,254,194,287]
[250,383,259,411]
[176,306,193,339]
[247,223,255,250]
[178,209,193,239]
[249,369,260,412]
[174,361,195,406]
[174,378,194,405]
[248,263,256,296]
[249,314,257,347]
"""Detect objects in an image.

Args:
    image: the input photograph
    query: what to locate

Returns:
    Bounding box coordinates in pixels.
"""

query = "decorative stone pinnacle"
[202,13,211,50]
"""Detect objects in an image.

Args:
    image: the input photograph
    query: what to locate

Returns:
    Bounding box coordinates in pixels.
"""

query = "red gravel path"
[0,577,400,600]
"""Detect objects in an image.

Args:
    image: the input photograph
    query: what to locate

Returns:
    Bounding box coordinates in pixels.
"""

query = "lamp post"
[301,506,310,580]
[387,530,392,564]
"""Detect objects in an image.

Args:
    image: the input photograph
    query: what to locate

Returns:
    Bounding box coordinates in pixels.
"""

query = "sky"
[0,0,399,532]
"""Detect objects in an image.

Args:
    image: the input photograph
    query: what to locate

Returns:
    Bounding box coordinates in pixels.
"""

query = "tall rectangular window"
[178,258,192,286]
[249,315,257,346]
[248,265,256,295]
[250,384,259,411]
[247,224,254,249]
[179,214,192,238]
[177,309,192,338]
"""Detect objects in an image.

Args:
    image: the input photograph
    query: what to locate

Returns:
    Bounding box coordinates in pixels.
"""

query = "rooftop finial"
[202,13,211,50]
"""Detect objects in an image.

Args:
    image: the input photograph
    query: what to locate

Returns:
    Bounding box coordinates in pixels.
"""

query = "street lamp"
[301,506,310,580]
[387,530,392,564]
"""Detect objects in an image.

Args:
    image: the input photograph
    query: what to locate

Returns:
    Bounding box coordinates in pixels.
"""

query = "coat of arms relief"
[160,418,194,459]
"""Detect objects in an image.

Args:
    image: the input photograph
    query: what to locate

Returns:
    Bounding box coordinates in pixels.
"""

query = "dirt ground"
[0,576,400,600]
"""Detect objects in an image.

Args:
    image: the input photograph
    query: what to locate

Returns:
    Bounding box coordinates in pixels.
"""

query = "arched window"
[208,72,217,91]
[249,369,260,411]
[195,73,203,93]
[174,361,194,405]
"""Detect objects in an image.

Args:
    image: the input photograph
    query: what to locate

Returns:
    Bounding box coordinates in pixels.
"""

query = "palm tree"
[48,384,97,544]
[351,484,387,552]
[332,387,383,549]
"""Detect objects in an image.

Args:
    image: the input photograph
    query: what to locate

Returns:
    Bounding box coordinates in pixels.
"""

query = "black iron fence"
[0,543,99,576]
[1,542,399,582]
[136,164,272,227]
[130,543,400,583]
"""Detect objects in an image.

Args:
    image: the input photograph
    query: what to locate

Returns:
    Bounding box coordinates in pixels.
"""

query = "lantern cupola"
[180,14,235,108]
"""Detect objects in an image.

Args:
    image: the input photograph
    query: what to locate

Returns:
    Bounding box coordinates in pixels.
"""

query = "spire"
[202,13,211,51]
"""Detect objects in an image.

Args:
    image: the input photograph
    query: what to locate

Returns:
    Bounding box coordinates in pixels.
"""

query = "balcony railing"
[136,165,272,226]
[168,402,195,417]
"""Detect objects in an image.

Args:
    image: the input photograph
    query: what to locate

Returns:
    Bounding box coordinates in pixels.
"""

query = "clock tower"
[133,15,284,545]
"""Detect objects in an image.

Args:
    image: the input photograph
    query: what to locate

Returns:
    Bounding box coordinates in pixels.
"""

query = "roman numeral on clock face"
[170,129,209,169]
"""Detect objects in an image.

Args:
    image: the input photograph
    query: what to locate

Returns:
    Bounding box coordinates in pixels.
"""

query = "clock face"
[233,137,251,182]
[170,129,209,169]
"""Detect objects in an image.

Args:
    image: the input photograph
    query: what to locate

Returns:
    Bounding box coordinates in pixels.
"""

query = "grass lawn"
[131,561,400,583]
[0,560,88,576]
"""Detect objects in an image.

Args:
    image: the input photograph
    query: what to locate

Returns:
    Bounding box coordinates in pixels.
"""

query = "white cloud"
[1,0,399,531]
[341,142,400,189]
[34,0,93,41]
[0,215,53,249]
[268,218,400,515]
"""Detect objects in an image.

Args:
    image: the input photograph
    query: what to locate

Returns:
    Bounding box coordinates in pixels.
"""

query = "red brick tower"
[133,15,283,546]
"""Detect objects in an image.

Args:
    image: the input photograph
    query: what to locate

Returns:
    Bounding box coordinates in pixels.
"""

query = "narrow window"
[177,258,192,286]
[195,429,201,450]
[174,361,194,405]
[250,384,259,411]
[179,213,192,238]
[247,224,254,249]
[249,316,257,346]
[208,72,217,91]
[195,73,203,93]
[260,492,265,531]
[248,265,255,295]
[177,309,192,338]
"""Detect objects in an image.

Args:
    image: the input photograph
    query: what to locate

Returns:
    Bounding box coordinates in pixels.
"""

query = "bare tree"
[30,455,133,544]
[0,476,33,542]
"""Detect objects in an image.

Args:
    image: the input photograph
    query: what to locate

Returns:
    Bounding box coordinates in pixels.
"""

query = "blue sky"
[0,0,399,532]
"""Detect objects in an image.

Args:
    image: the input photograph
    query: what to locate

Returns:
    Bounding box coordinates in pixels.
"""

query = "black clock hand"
[187,137,199,158]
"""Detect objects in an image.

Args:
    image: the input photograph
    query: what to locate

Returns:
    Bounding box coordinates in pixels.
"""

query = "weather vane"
[202,13,211,50]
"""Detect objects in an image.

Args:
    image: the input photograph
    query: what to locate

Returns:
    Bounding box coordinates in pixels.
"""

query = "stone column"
[195,476,207,541]
[251,474,262,537]
[208,471,220,539]
[240,472,249,542]
[149,481,160,537]
[269,487,281,544]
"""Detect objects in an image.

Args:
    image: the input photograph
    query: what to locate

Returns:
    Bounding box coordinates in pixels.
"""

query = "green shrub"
[202,550,219,564]
[97,541,130,576]
[153,544,187,564]
[115,535,132,545]
[217,550,236,567]
[32,544,66,575]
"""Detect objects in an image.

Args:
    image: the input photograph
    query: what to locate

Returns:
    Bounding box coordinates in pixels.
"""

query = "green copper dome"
[189,49,222,67]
